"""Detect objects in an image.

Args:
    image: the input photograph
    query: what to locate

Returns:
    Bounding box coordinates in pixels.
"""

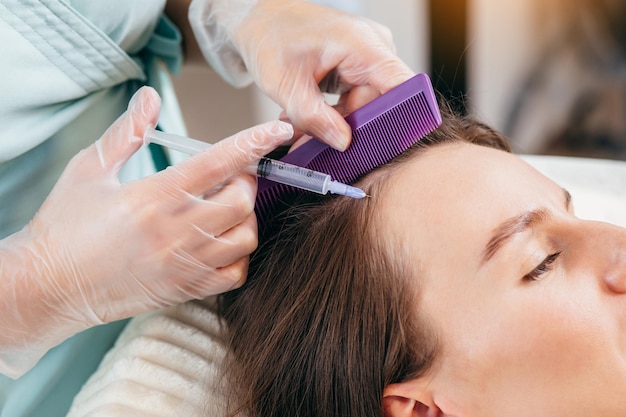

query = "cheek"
[461,282,622,414]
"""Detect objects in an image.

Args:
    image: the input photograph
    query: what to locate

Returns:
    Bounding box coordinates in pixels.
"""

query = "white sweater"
[67,298,231,417]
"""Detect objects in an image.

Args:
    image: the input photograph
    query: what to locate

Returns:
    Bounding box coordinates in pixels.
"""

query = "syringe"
[143,127,366,199]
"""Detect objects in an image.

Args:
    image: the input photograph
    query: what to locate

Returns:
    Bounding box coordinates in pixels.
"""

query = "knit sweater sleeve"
[66,298,231,417]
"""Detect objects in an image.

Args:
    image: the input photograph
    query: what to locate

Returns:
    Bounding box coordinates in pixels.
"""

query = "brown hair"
[218,106,510,417]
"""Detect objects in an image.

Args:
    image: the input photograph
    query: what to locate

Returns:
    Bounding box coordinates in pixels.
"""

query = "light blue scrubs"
[0,1,185,415]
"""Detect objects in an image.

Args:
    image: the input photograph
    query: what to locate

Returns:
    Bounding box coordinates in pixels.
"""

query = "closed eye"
[524,252,561,282]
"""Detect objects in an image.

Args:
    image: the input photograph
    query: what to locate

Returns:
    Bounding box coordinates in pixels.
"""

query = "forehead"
[377,142,563,271]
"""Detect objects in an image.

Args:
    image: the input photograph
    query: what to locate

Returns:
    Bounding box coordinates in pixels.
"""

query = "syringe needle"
[328,181,367,199]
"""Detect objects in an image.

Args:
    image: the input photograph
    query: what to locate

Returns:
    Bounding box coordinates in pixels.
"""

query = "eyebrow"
[481,188,572,265]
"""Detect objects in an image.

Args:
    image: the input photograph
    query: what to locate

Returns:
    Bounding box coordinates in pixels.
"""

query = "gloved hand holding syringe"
[144,128,366,199]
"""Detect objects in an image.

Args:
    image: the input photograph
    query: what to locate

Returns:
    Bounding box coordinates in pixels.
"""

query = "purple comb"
[256,73,442,231]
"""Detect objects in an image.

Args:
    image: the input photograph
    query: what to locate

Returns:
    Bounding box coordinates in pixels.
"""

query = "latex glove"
[188,0,415,150]
[0,86,294,379]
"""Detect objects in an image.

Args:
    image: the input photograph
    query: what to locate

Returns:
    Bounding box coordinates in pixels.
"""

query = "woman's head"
[378,138,626,416]
[219,107,626,417]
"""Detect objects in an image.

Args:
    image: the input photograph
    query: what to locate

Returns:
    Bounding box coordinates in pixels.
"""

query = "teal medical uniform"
[0,0,186,415]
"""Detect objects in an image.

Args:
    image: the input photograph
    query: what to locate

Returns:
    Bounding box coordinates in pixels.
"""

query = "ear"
[382,380,450,417]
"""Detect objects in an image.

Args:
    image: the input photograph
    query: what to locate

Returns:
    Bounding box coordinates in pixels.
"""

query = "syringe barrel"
[257,158,330,194]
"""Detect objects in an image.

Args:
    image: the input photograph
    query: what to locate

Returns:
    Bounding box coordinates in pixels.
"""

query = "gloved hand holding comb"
[188,0,415,151]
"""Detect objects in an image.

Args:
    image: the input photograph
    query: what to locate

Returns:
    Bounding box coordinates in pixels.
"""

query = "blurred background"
[172,0,626,160]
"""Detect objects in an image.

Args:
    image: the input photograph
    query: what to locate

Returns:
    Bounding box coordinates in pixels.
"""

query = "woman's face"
[381,142,626,416]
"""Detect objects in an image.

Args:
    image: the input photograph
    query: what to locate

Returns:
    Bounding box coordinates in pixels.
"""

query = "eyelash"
[524,252,562,282]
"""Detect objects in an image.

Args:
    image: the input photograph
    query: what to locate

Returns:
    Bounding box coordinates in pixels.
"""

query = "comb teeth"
[255,73,442,236]
[307,91,440,185]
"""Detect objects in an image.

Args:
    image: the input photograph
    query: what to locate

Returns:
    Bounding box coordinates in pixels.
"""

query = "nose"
[579,221,626,294]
